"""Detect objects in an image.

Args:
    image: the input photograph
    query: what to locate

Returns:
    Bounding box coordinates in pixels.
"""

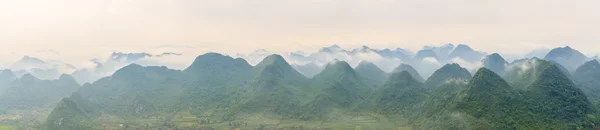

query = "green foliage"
[424,63,472,90]
[392,64,425,82]
[482,53,507,75]
[44,98,99,130]
[355,61,389,87]
[0,74,80,109]
[371,71,428,115]
[574,60,600,101]
[37,53,600,129]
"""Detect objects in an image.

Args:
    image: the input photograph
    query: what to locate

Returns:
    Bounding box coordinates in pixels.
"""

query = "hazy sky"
[1,0,599,65]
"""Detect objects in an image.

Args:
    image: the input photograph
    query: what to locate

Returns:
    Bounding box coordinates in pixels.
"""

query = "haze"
[1,0,599,68]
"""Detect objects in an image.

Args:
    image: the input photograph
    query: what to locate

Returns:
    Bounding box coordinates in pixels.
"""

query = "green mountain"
[75,64,186,118]
[415,68,523,129]
[524,63,594,127]
[253,54,309,85]
[371,71,428,114]
[573,60,600,101]
[544,46,589,73]
[424,63,472,90]
[44,97,99,130]
[0,74,80,109]
[355,61,389,87]
[304,60,370,120]
[391,64,425,82]
[184,52,253,86]
[227,54,310,119]
[38,52,600,129]
[451,68,525,129]
[482,53,508,75]
[503,58,572,90]
[0,69,17,94]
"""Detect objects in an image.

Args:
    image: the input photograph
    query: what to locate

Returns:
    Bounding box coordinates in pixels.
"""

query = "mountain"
[482,53,508,75]
[253,54,309,85]
[0,69,17,94]
[304,60,370,120]
[524,63,594,127]
[503,58,572,90]
[44,97,99,130]
[320,45,346,53]
[291,63,323,78]
[391,64,425,82]
[447,44,486,62]
[75,64,186,118]
[184,53,253,86]
[423,43,456,62]
[544,46,589,73]
[371,71,428,114]
[413,50,439,62]
[450,68,525,129]
[573,60,600,101]
[424,63,472,90]
[0,74,80,109]
[227,54,310,119]
[376,48,413,62]
[11,56,46,70]
[355,61,389,87]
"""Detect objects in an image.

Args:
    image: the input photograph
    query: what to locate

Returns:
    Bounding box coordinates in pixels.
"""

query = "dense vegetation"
[0,52,598,129]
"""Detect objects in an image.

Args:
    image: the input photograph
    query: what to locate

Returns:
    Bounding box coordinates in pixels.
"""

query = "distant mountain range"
[1,44,596,88]
[31,52,599,129]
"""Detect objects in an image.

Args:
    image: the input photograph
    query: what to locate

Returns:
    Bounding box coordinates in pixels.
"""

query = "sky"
[1,0,600,67]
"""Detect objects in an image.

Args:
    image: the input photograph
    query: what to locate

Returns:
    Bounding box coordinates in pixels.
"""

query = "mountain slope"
[447,44,486,62]
[544,46,588,73]
[372,71,428,114]
[227,54,310,119]
[184,53,253,86]
[424,63,472,90]
[573,60,600,101]
[451,68,525,129]
[392,64,425,82]
[482,53,508,75]
[524,64,594,125]
[0,69,17,94]
[355,61,389,87]
[44,98,99,130]
[0,74,80,109]
[304,60,370,120]
[503,58,571,90]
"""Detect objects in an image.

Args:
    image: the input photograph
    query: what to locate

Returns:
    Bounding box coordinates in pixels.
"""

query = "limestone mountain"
[392,64,425,82]
[573,60,600,101]
[524,63,594,126]
[544,46,589,73]
[0,69,17,94]
[482,53,508,75]
[371,71,428,114]
[0,74,80,109]
[304,60,370,120]
[184,53,253,86]
[44,97,99,130]
[355,61,389,87]
[447,44,486,62]
[228,54,310,118]
[451,68,525,129]
[424,63,472,90]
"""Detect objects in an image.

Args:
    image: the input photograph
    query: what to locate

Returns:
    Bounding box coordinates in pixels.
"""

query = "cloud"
[506,59,539,77]
[449,57,483,74]
[416,57,443,78]
[72,51,190,84]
